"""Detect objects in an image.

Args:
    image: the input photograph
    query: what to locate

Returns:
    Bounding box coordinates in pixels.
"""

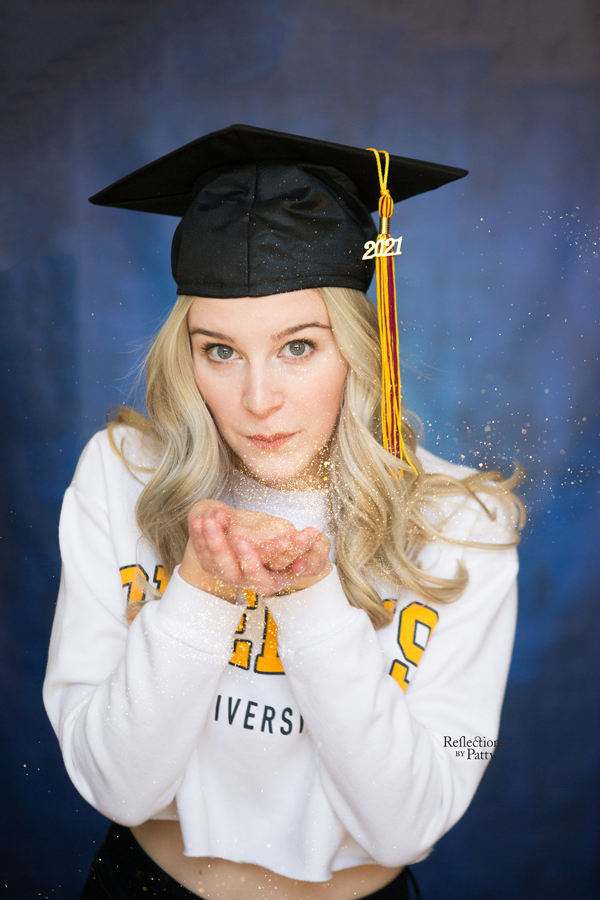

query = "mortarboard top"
[89,123,467,216]
[89,124,467,298]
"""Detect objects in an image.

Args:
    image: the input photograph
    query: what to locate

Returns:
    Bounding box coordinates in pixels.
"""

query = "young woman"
[43,126,523,900]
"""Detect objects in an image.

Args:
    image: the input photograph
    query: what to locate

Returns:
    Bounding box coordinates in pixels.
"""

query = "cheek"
[193,370,233,429]
[303,363,347,434]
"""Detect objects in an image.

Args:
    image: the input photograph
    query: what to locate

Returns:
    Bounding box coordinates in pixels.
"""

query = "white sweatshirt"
[43,426,518,882]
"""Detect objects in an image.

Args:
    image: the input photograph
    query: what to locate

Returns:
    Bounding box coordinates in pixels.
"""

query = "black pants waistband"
[79,824,420,900]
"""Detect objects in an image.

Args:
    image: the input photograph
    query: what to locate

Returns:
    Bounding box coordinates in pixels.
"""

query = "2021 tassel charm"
[364,148,417,475]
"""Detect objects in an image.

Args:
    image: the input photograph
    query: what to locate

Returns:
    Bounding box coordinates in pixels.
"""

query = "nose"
[242,362,284,418]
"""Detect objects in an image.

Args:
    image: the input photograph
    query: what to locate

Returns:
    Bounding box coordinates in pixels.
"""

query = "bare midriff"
[131,820,404,900]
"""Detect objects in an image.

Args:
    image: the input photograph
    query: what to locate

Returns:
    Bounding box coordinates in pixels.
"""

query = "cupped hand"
[179,500,332,601]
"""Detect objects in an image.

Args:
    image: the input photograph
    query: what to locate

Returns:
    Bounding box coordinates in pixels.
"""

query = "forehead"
[187,289,330,334]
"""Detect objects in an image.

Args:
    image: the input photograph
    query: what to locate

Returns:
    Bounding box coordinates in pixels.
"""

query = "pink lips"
[246,432,296,450]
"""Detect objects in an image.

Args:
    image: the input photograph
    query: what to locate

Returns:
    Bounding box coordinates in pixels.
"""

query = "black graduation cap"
[89,124,467,298]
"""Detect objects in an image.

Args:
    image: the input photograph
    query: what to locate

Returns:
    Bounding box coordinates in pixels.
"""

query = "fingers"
[212,507,231,529]
[255,527,320,571]
[189,515,243,585]
[250,530,332,595]
[189,515,290,595]
[224,509,297,549]
[258,533,309,572]
[188,499,232,531]
[233,540,278,596]
[290,533,331,578]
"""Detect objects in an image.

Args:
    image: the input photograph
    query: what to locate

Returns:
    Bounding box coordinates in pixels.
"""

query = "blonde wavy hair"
[109,287,524,628]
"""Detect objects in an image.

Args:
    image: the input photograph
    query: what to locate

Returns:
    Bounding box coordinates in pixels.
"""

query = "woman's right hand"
[179,500,332,602]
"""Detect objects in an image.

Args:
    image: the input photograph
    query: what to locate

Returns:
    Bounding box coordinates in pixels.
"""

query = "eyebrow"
[188,322,332,342]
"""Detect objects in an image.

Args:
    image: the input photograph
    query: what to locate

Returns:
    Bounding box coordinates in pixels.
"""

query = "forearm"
[45,570,242,824]
[272,558,517,865]
[277,607,449,863]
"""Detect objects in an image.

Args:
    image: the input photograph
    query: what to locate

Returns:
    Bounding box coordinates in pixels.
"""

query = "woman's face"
[188,289,348,488]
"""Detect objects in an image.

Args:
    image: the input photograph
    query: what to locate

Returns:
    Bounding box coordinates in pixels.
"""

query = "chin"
[249,463,305,485]
[242,453,311,486]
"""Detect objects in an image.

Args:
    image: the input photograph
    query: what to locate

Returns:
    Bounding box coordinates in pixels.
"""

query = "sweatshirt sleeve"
[43,438,243,826]
[271,498,518,867]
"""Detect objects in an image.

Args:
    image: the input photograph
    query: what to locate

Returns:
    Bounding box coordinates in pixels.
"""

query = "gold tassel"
[366,148,417,475]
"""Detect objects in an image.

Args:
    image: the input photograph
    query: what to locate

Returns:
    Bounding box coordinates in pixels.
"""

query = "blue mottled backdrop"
[1,1,599,897]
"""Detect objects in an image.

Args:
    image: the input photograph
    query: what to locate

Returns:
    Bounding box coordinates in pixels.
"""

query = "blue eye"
[283,340,311,357]
[207,345,236,360]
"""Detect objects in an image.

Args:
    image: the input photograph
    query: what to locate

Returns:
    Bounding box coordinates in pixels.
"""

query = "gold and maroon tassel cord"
[365,148,417,475]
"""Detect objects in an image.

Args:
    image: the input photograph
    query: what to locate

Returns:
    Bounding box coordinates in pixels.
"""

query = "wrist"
[179,555,239,604]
